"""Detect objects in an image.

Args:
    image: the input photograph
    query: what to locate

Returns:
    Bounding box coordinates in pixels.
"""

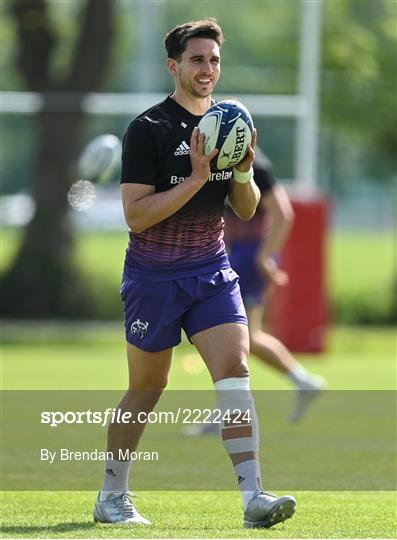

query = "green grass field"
[1,491,396,538]
[1,323,395,391]
[1,324,396,538]
[1,229,396,537]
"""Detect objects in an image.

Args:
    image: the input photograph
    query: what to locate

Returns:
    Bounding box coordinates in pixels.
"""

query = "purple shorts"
[121,267,247,352]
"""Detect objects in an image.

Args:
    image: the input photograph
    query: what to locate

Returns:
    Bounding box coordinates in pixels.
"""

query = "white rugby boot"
[93,491,151,525]
[289,375,326,423]
[243,491,296,528]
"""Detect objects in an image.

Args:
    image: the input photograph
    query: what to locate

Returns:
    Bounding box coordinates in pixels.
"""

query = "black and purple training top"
[120,96,233,280]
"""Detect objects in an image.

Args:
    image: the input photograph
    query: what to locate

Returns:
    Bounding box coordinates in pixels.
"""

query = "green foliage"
[1,0,81,89]
[0,1,24,89]
[322,0,397,162]
[163,1,300,94]
[47,0,85,84]
[2,0,396,192]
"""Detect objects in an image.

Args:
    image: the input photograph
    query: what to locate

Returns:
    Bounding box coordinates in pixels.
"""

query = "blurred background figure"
[185,147,327,436]
[225,147,326,423]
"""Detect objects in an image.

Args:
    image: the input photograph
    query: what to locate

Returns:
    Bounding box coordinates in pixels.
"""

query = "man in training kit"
[93,19,296,528]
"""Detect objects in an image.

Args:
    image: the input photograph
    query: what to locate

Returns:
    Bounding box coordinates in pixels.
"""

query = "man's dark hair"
[165,18,224,60]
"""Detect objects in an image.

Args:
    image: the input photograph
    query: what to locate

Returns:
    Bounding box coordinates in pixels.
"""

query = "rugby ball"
[198,100,254,170]
[78,134,122,183]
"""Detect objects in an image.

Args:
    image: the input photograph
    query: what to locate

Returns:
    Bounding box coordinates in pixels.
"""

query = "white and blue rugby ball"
[198,100,254,170]
[78,134,122,183]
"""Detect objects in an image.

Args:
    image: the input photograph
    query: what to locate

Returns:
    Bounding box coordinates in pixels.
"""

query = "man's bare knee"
[126,344,172,391]
[227,359,250,379]
[129,375,168,391]
[214,358,249,381]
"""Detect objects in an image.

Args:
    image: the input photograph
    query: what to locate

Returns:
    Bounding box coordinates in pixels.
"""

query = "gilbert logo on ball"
[78,134,122,183]
[198,100,254,170]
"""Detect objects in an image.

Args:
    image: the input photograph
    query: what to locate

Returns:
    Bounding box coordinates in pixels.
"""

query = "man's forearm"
[258,213,292,260]
[229,179,260,221]
[124,175,207,233]
[259,186,294,258]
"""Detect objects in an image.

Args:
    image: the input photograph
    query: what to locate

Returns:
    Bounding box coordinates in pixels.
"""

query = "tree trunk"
[2,0,115,318]
[2,110,88,317]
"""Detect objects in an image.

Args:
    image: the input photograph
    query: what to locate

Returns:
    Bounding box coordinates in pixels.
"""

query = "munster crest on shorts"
[131,319,149,339]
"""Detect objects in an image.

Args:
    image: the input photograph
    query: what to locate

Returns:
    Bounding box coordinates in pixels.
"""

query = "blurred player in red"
[226,147,326,422]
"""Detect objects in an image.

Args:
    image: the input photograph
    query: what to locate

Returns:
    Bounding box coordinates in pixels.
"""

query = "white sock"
[234,459,263,510]
[288,364,315,389]
[214,377,263,510]
[100,458,132,499]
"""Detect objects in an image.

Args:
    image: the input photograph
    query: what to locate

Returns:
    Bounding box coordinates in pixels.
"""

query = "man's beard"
[179,75,213,98]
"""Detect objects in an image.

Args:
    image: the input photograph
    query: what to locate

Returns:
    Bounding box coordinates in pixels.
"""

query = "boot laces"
[112,492,136,518]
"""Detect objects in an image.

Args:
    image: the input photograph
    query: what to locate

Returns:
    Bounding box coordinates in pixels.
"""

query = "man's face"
[173,37,221,98]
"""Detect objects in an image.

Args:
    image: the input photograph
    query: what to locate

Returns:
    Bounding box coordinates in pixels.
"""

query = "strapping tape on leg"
[214,377,259,454]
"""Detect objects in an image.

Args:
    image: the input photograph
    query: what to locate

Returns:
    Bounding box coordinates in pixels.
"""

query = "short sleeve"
[120,119,158,185]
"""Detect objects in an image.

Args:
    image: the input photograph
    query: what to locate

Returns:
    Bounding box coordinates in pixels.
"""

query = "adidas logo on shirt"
[174,141,190,156]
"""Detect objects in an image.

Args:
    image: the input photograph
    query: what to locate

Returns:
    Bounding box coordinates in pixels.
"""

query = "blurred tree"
[1,0,115,318]
[322,0,397,163]
[162,1,300,95]
[2,1,395,195]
